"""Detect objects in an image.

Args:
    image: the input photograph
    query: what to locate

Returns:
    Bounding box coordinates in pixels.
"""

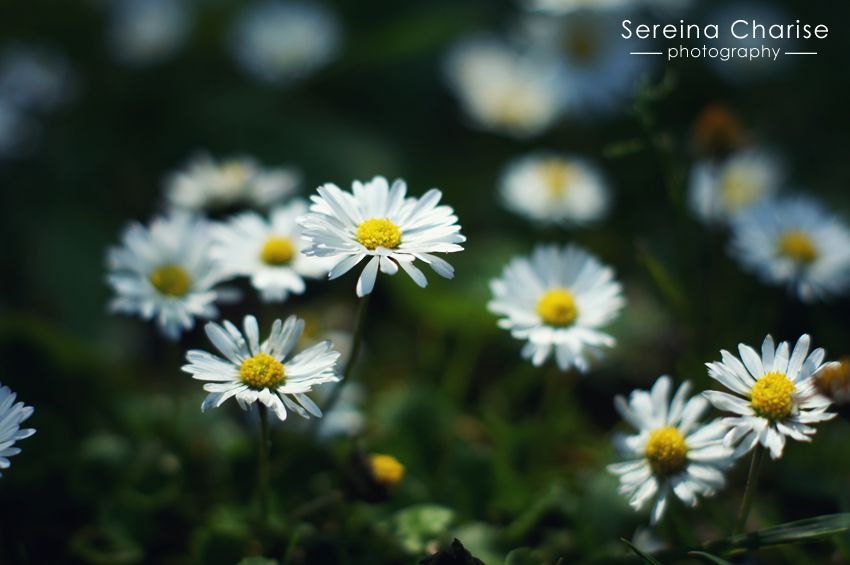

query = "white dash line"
[630,52,663,55]
[784,52,817,55]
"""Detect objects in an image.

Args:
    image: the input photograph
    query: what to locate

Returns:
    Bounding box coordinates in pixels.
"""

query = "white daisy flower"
[165,154,301,212]
[230,0,342,86]
[499,153,610,226]
[729,196,850,302]
[608,376,736,525]
[703,334,836,460]
[688,149,782,225]
[444,36,565,138]
[488,244,624,372]
[211,200,331,302]
[0,384,35,477]
[298,176,466,297]
[107,212,225,340]
[182,315,340,422]
[106,0,191,67]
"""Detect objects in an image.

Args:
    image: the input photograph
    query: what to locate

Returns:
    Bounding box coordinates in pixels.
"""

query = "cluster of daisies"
[105,153,465,425]
[686,105,850,303]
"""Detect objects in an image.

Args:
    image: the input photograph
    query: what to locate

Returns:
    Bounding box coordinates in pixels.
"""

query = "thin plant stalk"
[735,444,765,534]
[258,403,271,531]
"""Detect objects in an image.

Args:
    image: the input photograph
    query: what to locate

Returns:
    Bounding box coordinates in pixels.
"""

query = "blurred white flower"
[211,200,331,302]
[165,154,301,212]
[488,244,624,372]
[314,380,366,439]
[609,376,735,525]
[520,13,652,115]
[0,44,77,113]
[230,0,342,86]
[106,0,191,66]
[444,36,565,138]
[0,383,35,478]
[688,148,782,224]
[703,334,835,459]
[500,153,610,226]
[182,315,340,422]
[298,176,466,297]
[0,98,40,159]
[522,0,631,16]
[107,212,226,340]
[730,196,850,302]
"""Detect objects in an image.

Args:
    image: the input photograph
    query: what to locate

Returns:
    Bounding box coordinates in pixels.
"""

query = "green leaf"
[707,513,850,553]
[504,548,540,565]
[688,551,734,565]
[620,538,662,565]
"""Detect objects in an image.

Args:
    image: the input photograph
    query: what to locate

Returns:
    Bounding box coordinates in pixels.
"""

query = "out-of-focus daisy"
[230,0,342,86]
[499,153,610,226]
[298,176,466,297]
[730,197,850,302]
[609,376,735,524]
[106,0,191,66]
[0,44,77,113]
[520,13,652,115]
[815,357,850,406]
[688,149,782,224]
[182,315,340,422]
[212,200,331,302]
[0,383,35,478]
[444,36,565,138]
[0,98,39,159]
[692,103,748,158]
[703,334,835,459]
[107,212,225,340]
[165,154,301,212]
[522,0,630,16]
[488,244,624,372]
[314,381,365,439]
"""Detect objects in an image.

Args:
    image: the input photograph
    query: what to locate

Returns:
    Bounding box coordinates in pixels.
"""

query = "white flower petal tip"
[0,384,35,478]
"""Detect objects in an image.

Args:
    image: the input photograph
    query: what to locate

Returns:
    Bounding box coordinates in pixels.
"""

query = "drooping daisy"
[107,212,225,340]
[609,376,735,525]
[443,36,565,138]
[814,357,850,406]
[488,244,624,372]
[182,315,340,421]
[164,154,301,212]
[499,153,610,226]
[688,149,782,225]
[230,0,342,86]
[298,176,466,297]
[703,334,836,460]
[211,200,331,302]
[0,383,35,477]
[106,0,192,67]
[729,196,850,302]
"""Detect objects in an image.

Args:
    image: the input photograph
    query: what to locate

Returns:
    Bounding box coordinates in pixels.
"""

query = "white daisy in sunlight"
[609,376,735,525]
[0,384,35,478]
[730,197,850,302]
[107,212,225,340]
[298,176,466,297]
[106,0,191,67]
[230,0,342,86]
[165,153,301,212]
[703,334,835,460]
[182,315,340,421]
[488,244,624,372]
[499,153,610,226]
[444,36,565,138]
[688,149,782,224]
[211,200,331,302]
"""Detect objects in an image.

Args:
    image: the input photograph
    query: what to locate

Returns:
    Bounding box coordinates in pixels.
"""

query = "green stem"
[258,403,271,532]
[735,444,765,534]
[318,294,371,418]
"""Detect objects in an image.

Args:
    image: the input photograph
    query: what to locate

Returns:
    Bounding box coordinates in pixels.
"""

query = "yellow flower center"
[260,236,295,265]
[239,353,285,390]
[219,161,250,187]
[815,357,850,400]
[540,160,575,197]
[644,426,688,476]
[356,218,402,250]
[368,453,405,489]
[149,264,192,297]
[719,170,761,210]
[750,371,795,421]
[777,230,817,264]
[536,288,578,326]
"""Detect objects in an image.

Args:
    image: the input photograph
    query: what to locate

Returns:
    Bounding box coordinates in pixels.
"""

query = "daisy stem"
[258,403,271,531]
[735,444,765,534]
[319,294,371,417]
